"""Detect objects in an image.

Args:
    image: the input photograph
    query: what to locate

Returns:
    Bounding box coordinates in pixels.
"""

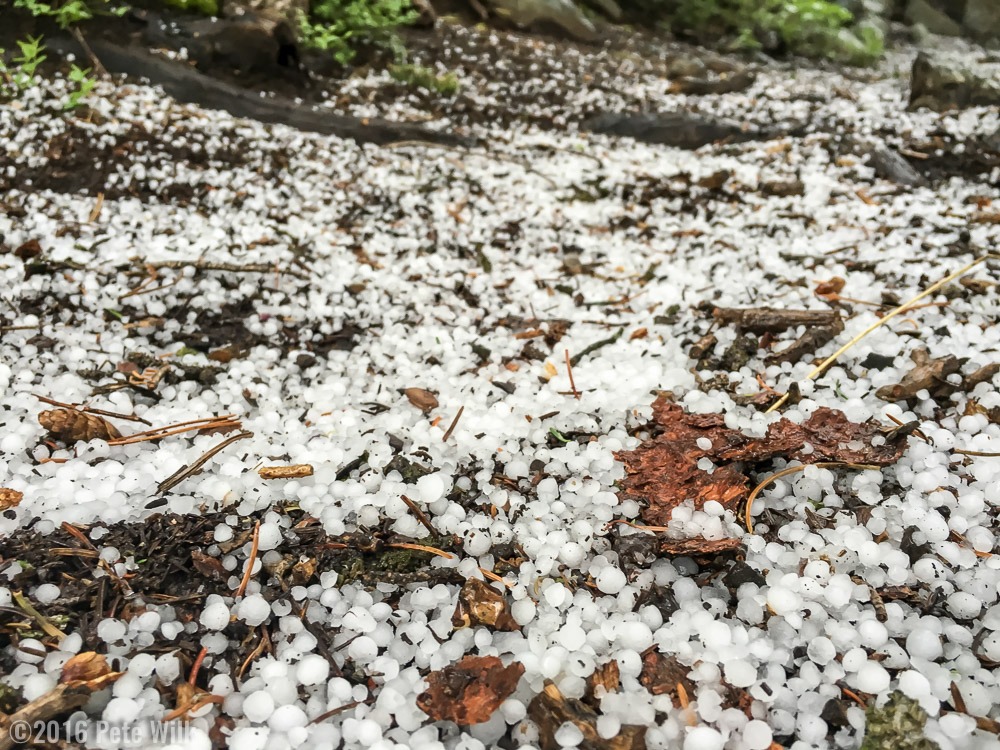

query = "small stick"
[885,413,929,443]
[565,349,579,399]
[310,700,364,725]
[745,462,879,533]
[442,405,464,441]
[766,254,994,413]
[235,521,261,598]
[400,494,437,535]
[953,449,1000,457]
[33,395,152,426]
[155,431,252,495]
[160,695,224,723]
[147,259,308,280]
[70,27,109,78]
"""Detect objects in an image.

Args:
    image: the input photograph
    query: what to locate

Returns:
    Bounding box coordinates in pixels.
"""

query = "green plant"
[664,0,883,65]
[0,36,47,98]
[388,63,460,96]
[298,0,419,65]
[63,64,95,109]
[14,0,126,28]
[163,0,219,15]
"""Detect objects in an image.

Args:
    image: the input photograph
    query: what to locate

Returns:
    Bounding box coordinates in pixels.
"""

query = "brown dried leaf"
[528,680,647,750]
[14,239,42,260]
[875,350,962,401]
[38,409,122,443]
[60,652,111,685]
[452,578,520,632]
[964,363,1000,391]
[417,655,524,725]
[617,397,909,525]
[629,328,648,341]
[258,464,314,480]
[814,277,846,298]
[291,557,318,586]
[639,652,695,707]
[0,488,23,511]
[191,550,228,581]
[405,388,439,412]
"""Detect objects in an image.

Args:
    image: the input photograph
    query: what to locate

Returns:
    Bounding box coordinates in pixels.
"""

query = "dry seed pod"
[405,388,439,412]
[38,409,122,442]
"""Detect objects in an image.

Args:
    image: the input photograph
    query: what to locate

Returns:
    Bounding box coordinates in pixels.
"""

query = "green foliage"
[861,692,939,750]
[63,63,95,109]
[13,0,126,29]
[298,0,419,65]
[664,0,883,64]
[0,36,47,98]
[163,0,218,15]
[388,63,459,96]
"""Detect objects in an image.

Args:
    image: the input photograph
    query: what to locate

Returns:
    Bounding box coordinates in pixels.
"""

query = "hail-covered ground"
[2,24,1000,750]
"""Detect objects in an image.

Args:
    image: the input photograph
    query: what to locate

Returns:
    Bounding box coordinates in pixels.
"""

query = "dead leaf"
[38,409,121,443]
[528,680,647,750]
[0,488,23,511]
[639,652,695,707]
[417,655,524,725]
[291,557,318,586]
[875,350,962,401]
[191,550,228,581]
[14,239,42,260]
[814,277,846,298]
[616,397,909,525]
[60,652,112,685]
[405,388,439,412]
[629,328,648,341]
[258,464,314,479]
[452,578,519,632]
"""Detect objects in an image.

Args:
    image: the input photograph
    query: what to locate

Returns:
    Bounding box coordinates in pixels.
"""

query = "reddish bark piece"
[38,409,122,443]
[417,655,524,725]
[617,397,909,525]
[452,578,520,632]
[529,680,647,750]
[583,660,620,705]
[658,537,742,557]
[639,651,696,707]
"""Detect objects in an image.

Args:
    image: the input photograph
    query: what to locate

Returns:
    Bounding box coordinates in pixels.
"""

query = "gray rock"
[904,0,962,36]
[963,0,1000,41]
[868,144,926,186]
[582,111,760,149]
[489,0,598,41]
[909,52,1000,111]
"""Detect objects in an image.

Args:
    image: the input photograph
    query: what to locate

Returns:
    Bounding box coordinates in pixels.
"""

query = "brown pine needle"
[766,255,993,413]
[388,543,455,559]
[745,462,879,534]
[565,349,580,399]
[110,417,240,446]
[400,494,437,535]
[954,449,1000,457]
[188,646,208,686]
[603,519,671,533]
[161,694,224,723]
[235,521,261,598]
[478,568,514,587]
[442,406,464,441]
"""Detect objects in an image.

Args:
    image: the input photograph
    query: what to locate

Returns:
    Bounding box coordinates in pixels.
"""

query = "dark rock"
[723,561,766,590]
[861,352,896,370]
[869,144,927,186]
[582,111,761,149]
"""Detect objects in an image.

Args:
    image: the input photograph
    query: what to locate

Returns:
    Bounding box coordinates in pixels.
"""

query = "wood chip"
[0,488,23,511]
[258,464,314,479]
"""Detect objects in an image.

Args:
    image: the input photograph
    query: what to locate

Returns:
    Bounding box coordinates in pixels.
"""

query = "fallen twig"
[155,430,253,495]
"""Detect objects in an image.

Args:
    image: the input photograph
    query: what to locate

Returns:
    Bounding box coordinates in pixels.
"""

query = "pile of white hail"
[2,26,1000,750]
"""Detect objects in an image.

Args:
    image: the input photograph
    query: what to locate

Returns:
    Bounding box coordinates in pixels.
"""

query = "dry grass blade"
[766,254,994,413]
[11,589,65,641]
[235,521,261,598]
[745,461,879,533]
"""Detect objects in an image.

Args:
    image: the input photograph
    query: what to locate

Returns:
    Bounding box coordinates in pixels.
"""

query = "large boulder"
[904,0,963,36]
[963,0,1000,41]
[909,53,1000,111]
